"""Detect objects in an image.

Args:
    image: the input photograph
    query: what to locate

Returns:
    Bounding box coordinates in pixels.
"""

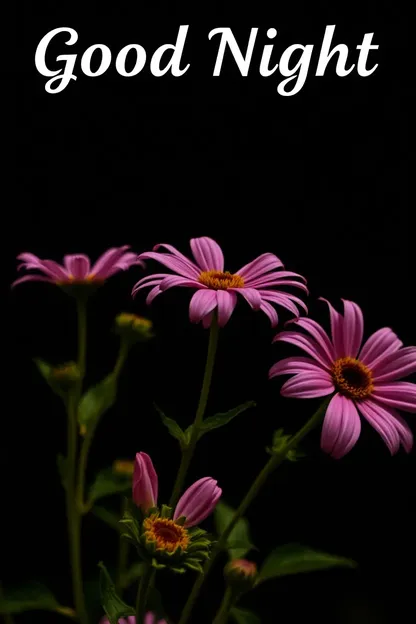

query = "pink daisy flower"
[269,299,415,458]
[132,237,307,327]
[12,246,143,288]
[100,615,166,624]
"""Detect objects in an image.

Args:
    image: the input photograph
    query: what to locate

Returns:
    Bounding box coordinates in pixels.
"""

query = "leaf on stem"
[230,607,261,624]
[78,375,117,428]
[154,404,188,449]
[98,562,135,624]
[214,501,254,560]
[186,401,256,441]
[88,468,132,505]
[258,544,357,582]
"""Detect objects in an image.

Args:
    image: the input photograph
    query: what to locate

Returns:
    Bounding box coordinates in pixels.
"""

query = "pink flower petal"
[159,276,203,291]
[237,253,284,281]
[216,290,238,327]
[146,285,162,305]
[90,246,130,277]
[138,251,199,279]
[359,328,403,367]
[250,278,309,293]
[356,399,401,454]
[63,254,91,279]
[321,394,361,459]
[248,271,307,288]
[372,347,416,382]
[342,300,364,358]
[17,254,69,280]
[231,287,262,310]
[202,311,214,329]
[173,477,222,527]
[318,298,345,359]
[132,278,165,298]
[285,318,335,362]
[189,290,218,324]
[273,331,332,370]
[260,291,302,317]
[190,237,224,272]
[371,382,416,413]
[12,275,53,287]
[280,371,334,398]
[153,243,201,275]
[260,300,279,327]
[269,356,326,379]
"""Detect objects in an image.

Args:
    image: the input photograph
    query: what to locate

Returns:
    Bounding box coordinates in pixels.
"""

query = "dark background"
[4,1,413,623]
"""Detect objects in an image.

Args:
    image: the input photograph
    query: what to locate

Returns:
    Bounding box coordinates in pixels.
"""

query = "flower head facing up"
[270,299,415,458]
[100,614,167,624]
[128,452,221,573]
[225,559,258,592]
[132,237,307,327]
[12,246,143,290]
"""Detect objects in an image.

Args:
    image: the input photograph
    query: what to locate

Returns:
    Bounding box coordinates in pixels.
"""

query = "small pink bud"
[173,477,222,527]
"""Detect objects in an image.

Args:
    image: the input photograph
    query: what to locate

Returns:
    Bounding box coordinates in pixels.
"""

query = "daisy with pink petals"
[100,614,166,624]
[132,237,307,327]
[12,246,143,288]
[270,299,415,458]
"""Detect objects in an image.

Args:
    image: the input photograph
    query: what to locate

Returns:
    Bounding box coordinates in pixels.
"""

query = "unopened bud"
[113,459,135,476]
[224,559,258,592]
[50,362,81,391]
[115,313,153,342]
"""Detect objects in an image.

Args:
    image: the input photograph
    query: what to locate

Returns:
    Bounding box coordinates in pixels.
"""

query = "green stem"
[116,499,129,594]
[135,565,154,624]
[212,587,234,624]
[178,398,331,624]
[169,316,220,507]
[76,297,87,378]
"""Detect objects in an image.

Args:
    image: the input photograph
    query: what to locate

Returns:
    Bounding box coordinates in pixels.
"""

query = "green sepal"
[154,404,188,449]
[87,468,132,506]
[215,501,254,560]
[160,504,173,519]
[119,503,141,544]
[78,374,117,428]
[258,543,357,582]
[230,607,261,624]
[151,558,167,570]
[174,514,186,526]
[98,562,135,624]
[266,428,306,461]
[184,559,204,573]
[185,401,256,442]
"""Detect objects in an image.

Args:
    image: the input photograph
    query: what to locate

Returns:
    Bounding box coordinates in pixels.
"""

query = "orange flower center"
[198,270,244,290]
[143,515,189,553]
[332,357,373,400]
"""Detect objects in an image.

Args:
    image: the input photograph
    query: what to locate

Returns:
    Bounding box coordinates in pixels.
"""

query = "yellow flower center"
[332,357,373,400]
[198,270,245,290]
[143,515,189,553]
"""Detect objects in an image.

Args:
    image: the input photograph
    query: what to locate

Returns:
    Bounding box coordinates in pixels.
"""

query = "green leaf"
[185,402,256,443]
[230,607,261,624]
[0,583,73,617]
[92,505,123,532]
[215,501,253,560]
[120,562,147,589]
[259,544,357,582]
[33,359,63,397]
[78,374,117,427]
[154,404,187,448]
[98,562,135,624]
[88,468,132,505]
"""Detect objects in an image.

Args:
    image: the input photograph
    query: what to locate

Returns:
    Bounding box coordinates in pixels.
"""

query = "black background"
[5,1,414,623]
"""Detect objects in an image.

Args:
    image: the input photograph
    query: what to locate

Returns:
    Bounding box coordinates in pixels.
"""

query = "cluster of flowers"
[14,237,415,460]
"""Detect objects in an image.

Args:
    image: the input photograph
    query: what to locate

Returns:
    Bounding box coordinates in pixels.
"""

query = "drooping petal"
[273,331,333,370]
[173,477,222,527]
[17,254,69,280]
[342,300,364,358]
[189,290,218,324]
[237,253,284,281]
[269,356,326,379]
[216,290,238,327]
[132,278,165,297]
[133,452,158,512]
[280,371,334,398]
[318,298,344,359]
[190,237,224,272]
[12,274,53,287]
[357,399,403,454]
[231,287,262,310]
[138,251,200,279]
[372,347,416,382]
[320,393,361,459]
[90,246,130,277]
[260,291,301,317]
[146,285,162,305]
[371,382,416,413]
[202,311,214,329]
[259,300,279,327]
[359,328,403,367]
[285,318,335,362]
[63,254,91,279]
[159,275,203,291]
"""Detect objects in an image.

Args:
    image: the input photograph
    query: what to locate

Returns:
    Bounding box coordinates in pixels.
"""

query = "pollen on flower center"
[198,270,244,290]
[143,515,189,553]
[332,357,373,400]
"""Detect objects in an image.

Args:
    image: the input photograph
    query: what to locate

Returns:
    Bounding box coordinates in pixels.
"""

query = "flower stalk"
[135,565,155,624]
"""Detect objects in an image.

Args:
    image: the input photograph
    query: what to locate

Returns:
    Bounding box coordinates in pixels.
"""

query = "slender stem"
[212,587,234,624]
[169,316,220,507]
[116,499,129,594]
[178,398,330,624]
[135,565,154,624]
[76,297,88,378]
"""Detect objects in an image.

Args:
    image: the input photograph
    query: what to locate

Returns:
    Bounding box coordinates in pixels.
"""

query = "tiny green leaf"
[230,607,261,624]
[259,544,357,582]
[200,401,256,435]
[78,375,117,427]
[33,359,64,398]
[215,501,253,560]
[99,562,135,624]
[154,404,187,448]
[0,583,64,615]
[88,468,132,505]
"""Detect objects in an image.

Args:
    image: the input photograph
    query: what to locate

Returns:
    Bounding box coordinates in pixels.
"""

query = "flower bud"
[113,459,135,476]
[50,362,81,391]
[133,452,158,513]
[173,477,222,527]
[115,313,153,343]
[224,559,258,593]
